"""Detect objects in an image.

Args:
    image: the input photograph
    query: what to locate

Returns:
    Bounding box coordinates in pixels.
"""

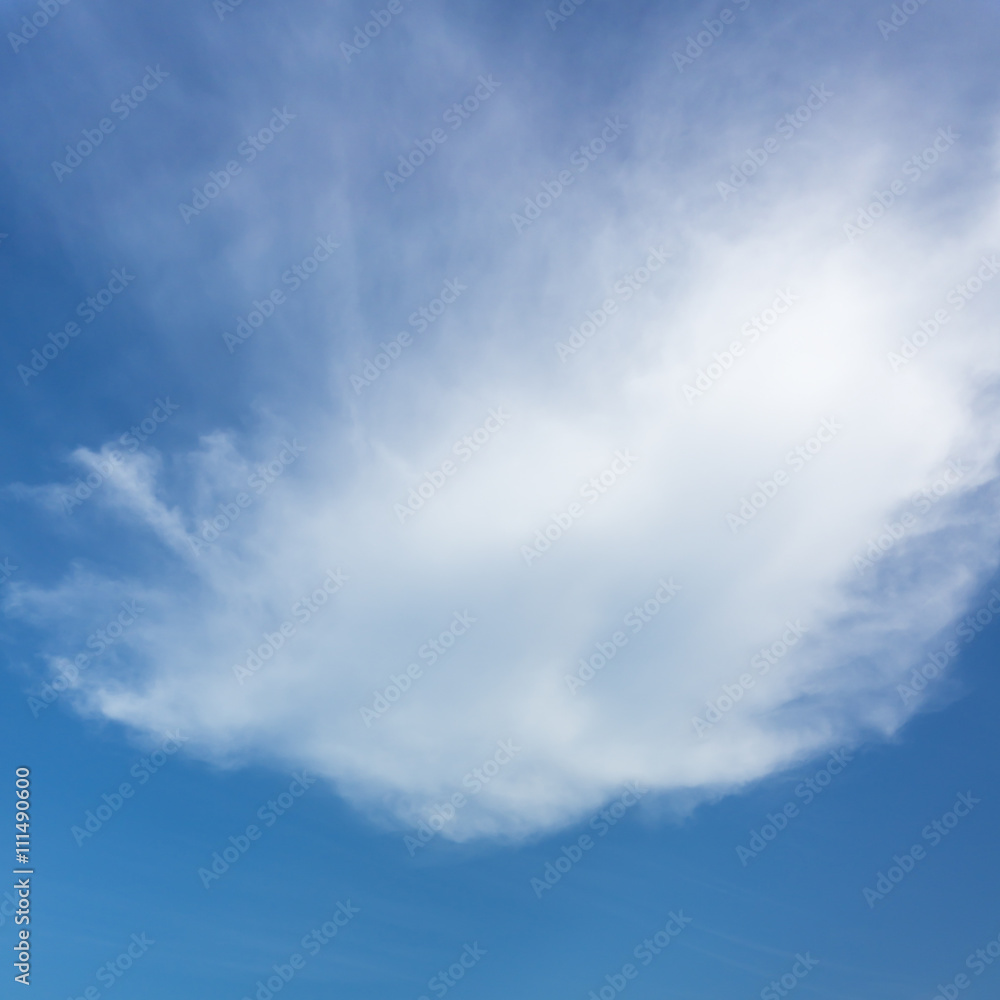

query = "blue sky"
[2,0,1000,997]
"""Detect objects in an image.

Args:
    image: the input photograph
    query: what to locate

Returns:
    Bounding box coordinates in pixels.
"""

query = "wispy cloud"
[6,0,1000,841]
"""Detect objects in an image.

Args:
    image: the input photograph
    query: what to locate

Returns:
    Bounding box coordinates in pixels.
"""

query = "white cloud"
[8,5,1000,841]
